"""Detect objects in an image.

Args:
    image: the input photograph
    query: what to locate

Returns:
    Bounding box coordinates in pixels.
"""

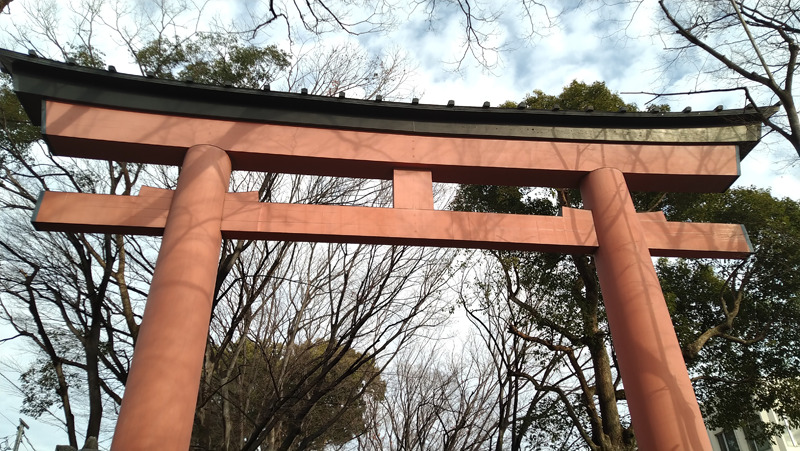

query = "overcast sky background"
[1,0,799,449]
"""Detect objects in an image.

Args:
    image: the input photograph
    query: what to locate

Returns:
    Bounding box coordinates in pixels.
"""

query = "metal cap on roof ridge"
[0,48,775,156]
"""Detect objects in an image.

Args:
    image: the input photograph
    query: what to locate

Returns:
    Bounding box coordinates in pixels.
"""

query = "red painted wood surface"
[34,189,750,258]
[44,100,740,191]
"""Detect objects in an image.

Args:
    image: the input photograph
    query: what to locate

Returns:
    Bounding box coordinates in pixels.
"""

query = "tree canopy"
[657,189,800,438]
[194,339,386,450]
[502,80,638,111]
[500,80,669,113]
[134,33,290,88]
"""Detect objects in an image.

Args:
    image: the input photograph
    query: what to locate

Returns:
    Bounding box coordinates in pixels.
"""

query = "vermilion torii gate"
[1,48,771,451]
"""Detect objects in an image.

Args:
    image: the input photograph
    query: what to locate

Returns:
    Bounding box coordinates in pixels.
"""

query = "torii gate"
[1,48,771,451]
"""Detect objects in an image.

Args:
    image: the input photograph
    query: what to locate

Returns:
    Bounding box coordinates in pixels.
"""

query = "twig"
[621,86,749,102]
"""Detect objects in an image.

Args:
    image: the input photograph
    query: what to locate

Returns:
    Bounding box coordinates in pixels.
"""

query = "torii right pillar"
[581,167,712,450]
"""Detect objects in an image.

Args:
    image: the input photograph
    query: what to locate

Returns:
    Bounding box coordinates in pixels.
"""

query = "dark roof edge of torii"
[0,48,777,158]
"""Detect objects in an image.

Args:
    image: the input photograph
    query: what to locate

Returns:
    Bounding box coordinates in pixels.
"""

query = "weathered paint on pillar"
[111,145,231,450]
[580,167,711,451]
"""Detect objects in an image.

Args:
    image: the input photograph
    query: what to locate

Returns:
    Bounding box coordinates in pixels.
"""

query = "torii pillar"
[582,168,709,450]
[110,145,231,448]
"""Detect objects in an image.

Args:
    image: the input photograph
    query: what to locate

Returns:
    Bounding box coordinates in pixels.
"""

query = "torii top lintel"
[0,48,773,192]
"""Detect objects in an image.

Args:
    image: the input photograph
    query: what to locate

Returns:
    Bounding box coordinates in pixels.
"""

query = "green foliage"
[0,74,41,163]
[665,189,800,300]
[451,185,556,216]
[514,80,638,112]
[294,343,386,449]
[20,359,81,419]
[656,188,800,438]
[659,260,727,339]
[502,80,671,113]
[20,362,60,418]
[66,44,105,69]
[197,339,384,450]
[135,33,290,89]
[134,38,187,79]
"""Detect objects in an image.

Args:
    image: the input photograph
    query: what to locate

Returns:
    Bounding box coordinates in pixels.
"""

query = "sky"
[1,0,799,449]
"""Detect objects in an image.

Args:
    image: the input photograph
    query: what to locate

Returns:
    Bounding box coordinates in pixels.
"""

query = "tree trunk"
[54,360,79,448]
[574,254,635,451]
[84,318,103,444]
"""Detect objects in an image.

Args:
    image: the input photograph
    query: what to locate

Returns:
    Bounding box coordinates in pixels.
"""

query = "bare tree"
[281,40,415,99]
[453,244,634,451]
[656,0,800,157]
[189,173,455,450]
[358,340,502,451]
[0,130,143,447]
[239,0,569,69]
[450,185,637,451]
[0,2,449,450]
[455,256,537,451]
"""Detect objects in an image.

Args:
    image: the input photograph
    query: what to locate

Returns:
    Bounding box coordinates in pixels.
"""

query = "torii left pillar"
[111,145,231,450]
